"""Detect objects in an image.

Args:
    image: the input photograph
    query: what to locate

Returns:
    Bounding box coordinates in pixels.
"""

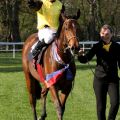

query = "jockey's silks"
[37,0,62,30]
[103,42,112,52]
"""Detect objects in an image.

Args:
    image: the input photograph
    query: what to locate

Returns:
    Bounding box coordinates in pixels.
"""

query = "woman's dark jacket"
[78,40,120,83]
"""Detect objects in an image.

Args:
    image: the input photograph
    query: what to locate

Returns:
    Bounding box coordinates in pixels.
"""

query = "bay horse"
[22,13,80,120]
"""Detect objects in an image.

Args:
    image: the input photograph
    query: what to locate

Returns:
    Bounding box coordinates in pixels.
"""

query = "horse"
[22,13,80,120]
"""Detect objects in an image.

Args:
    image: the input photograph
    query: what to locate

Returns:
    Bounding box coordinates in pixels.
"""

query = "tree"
[87,0,96,41]
[0,1,8,41]
[7,0,21,42]
[0,0,120,42]
[0,0,21,42]
[96,0,104,28]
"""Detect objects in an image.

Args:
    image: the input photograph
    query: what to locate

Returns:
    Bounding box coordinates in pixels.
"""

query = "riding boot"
[32,40,46,58]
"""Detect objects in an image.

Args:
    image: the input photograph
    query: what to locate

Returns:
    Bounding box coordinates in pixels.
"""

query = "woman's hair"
[101,24,113,33]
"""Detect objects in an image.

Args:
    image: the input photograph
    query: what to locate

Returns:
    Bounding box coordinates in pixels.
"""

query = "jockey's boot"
[32,40,47,58]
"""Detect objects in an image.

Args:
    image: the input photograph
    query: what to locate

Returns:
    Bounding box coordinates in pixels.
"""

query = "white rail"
[0,42,24,58]
[0,41,119,58]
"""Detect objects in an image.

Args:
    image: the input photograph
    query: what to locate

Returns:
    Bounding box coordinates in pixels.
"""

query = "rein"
[80,53,95,76]
[53,41,74,66]
[56,23,77,53]
[53,18,79,65]
[54,39,75,66]
[87,60,95,76]
[55,35,76,56]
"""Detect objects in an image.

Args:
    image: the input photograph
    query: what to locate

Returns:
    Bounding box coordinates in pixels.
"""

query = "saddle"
[28,42,48,65]
[37,46,47,64]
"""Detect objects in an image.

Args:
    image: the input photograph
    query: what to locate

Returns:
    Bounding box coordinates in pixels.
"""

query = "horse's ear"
[71,9,81,20]
[72,9,81,20]
[61,13,67,22]
[76,9,81,19]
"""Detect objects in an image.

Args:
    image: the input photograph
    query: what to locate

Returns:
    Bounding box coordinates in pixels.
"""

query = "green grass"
[0,53,120,120]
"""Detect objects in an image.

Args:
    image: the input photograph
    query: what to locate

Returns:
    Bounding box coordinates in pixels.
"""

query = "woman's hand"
[78,48,84,56]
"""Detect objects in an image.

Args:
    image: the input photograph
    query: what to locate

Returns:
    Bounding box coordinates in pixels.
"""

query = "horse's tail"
[69,77,75,98]
[29,73,42,99]
[69,62,76,97]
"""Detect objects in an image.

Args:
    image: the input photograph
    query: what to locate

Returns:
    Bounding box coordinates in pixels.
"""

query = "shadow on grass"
[0,64,95,73]
[0,58,22,66]
[0,57,96,72]
[0,67,22,73]
[76,64,95,70]
[0,57,23,72]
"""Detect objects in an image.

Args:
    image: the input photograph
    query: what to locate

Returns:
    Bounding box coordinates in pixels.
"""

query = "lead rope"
[87,60,95,76]
[78,50,96,76]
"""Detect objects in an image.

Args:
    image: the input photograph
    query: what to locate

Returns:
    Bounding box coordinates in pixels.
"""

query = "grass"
[0,52,120,120]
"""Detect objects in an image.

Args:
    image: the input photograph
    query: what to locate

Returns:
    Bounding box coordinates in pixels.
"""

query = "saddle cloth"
[28,41,73,88]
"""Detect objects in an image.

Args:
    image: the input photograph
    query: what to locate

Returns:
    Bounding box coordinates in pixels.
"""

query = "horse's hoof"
[38,118,45,120]
[38,116,46,120]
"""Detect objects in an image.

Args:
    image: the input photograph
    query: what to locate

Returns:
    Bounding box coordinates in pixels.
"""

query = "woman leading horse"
[22,11,80,120]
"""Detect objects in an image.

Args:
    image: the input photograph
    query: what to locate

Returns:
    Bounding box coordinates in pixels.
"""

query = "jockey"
[28,0,65,58]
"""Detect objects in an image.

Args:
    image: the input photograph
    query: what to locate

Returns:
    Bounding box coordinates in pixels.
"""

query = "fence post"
[13,44,15,58]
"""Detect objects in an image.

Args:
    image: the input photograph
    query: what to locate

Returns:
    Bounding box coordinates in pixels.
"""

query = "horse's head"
[59,9,80,55]
[63,19,80,50]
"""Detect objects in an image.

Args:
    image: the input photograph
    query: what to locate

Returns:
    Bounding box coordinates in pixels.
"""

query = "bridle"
[57,19,78,55]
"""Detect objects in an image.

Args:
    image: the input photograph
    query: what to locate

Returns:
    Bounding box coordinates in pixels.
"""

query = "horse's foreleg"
[60,82,72,117]
[39,89,48,120]
[49,86,62,120]
[59,93,68,117]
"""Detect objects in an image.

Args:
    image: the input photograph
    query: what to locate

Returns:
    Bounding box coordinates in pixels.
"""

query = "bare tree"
[0,1,8,41]
[1,0,120,41]
[96,0,104,29]
[109,0,119,36]
[87,0,96,41]
[0,0,21,42]
[7,0,21,42]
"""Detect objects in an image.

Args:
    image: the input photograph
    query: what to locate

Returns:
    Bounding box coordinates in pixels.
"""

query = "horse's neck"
[57,27,65,48]
[55,28,72,63]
